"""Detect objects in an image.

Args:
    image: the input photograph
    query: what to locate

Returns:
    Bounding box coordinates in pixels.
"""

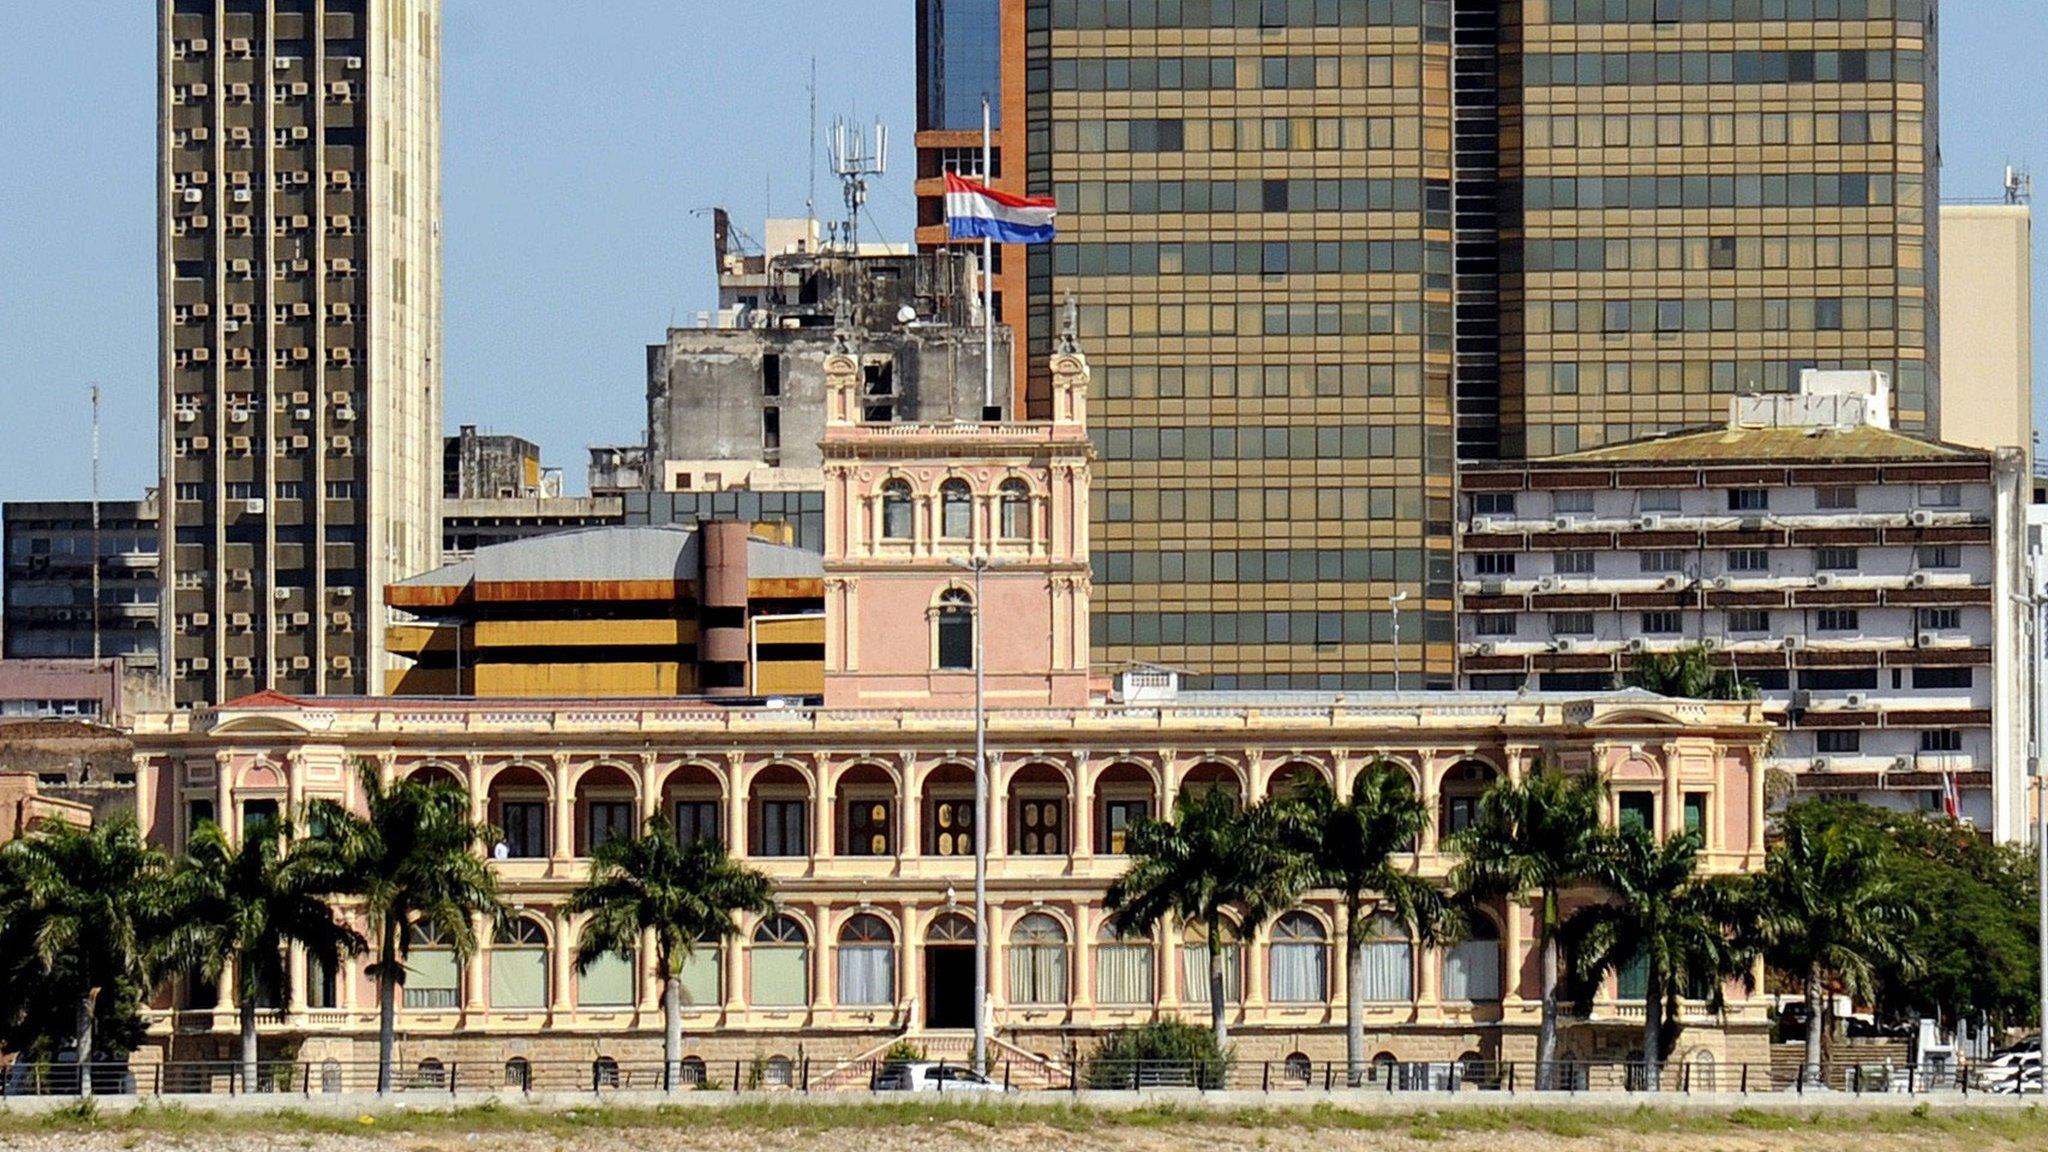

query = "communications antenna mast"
[830,117,887,252]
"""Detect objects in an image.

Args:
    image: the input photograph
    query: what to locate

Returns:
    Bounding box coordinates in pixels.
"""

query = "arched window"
[926,912,976,944]
[414,1057,447,1088]
[679,1055,708,1088]
[881,479,913,540]
[490,916,548,1010]
[1007,913,1069,1005]
[1283,1052,1313,1084]
[1268,912,1328,1003]
[750,916,810,1007]
[764,1055,795,1087]
[503,1057,532,1090]
[1444,914,1503,1002]
[940,478,973,538]
[402,922,459,1010]
[936,588,974,671]
[592,1055,620,1089]
[837,914,896,1006]
[1358,912,1414,1003]
[998,479,1032,539]
[1440,761,1496,839]
[1095,923,1154,1005]
[1179,920,1243,1004]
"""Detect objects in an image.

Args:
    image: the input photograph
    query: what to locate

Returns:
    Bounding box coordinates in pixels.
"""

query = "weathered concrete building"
[444,425,555,501]
[3,495,162,670]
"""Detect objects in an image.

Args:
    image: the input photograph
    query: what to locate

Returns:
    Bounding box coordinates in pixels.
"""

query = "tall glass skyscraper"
[917,0,1938,691]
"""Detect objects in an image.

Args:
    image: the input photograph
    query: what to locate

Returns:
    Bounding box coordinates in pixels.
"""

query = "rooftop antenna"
[829,116,887,253]
[2006,165,2033,205]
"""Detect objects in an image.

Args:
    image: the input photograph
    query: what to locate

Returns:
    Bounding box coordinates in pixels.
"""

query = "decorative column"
[549,907,575,1018]
[898,754,919,861]
[1071,753,1093,862]
[464,912,487,1014]
[1503,901,1527,1006]
[638,752,660,827]
[1419,752,1442,856]
[549,753,574,865]
[726,760,749,857]
[810,762,832,865]
[1661,742,1684,840]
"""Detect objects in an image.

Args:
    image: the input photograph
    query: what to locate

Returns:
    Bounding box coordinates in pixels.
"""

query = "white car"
[874,1062,1013,1093]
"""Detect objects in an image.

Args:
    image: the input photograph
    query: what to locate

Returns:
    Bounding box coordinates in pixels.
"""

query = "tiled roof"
[1540,423,1983,466]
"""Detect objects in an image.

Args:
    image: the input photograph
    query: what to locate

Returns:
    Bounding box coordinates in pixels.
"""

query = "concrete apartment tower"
[159,0,443,707]
[916,1,1940,691]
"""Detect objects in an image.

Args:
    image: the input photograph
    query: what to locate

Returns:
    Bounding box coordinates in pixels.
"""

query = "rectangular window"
[578,951,635,1007]
[1816,609,1860,632]
[1552,491,1594,515]
[1815,548,1859,571]
[1918,484,1962,508]
[1803,668,1879,691]
[402,948,460,1010]
[1555,551,1595,575]
[186,798,216,837]
[1727,489,1769,512]
[929,799,976,856]
[1550,612,1595,635]
[674,800,719,848]
[1817,730,1862,754]
[1920,729,1965,753]
[1103,799,1149,854]
[586,802,633,855]
[846,799,892,856]
[1640,491,1683,512]
[1472,492,1516,515]
[1618,792,1657,833]
[1682,792,1708,839]
[1474,552,1516,575]
[500,801,546,858]
[1641,550,1686,574]
[1915,545,1962,569]
[1726,549,1769,572]
[1917,608,1962,631]
[1014,798,1065,855]
[1476,614,1516,636]
[1815,485,1858,510]
[1728,609,1771,633]
[1641,611,1682,634]
[759,799,807,857]
[1912,667,1973,690]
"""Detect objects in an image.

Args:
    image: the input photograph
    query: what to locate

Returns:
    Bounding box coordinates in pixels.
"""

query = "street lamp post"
[1387,591,1411,692]
[949,555,997,1072]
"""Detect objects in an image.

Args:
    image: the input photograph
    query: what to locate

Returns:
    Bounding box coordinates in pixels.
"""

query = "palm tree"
[567,814,773,1090]
[1284,762,1448,1086]
[1622,645,1756,700]
[305,762,502,1094]
[0,818,171,1094]
[1561,825,1752,1090]
[1105,785,1309,1049]
[1747,815,1917,1083]
[1447,766,1608,1090]
[160,816,365,1093]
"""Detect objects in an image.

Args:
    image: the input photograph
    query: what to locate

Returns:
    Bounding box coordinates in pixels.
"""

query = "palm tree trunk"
[377,918,397,1095]
[1207,916,1228,1051]
[1536,896,1560,1091]
[1641,965,1661,1092]
[1803,963,1825,1085]
[74,993,95,1098]
[1344,897,1365,1087]
[240,984,260,1094]
[663,973,683,1091]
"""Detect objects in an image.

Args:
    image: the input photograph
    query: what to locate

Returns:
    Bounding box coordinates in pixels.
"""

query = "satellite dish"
[896,304,918,325]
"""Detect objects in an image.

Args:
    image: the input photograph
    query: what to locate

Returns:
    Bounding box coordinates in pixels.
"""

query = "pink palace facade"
[128,342,1777,1080]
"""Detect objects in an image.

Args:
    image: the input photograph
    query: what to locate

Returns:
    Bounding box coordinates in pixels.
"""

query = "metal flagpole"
[90,384,102,662]
[982,95,995,417]
[972,558,989,1073]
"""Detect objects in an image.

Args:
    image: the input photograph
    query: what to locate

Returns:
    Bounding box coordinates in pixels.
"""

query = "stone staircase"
[806,1031,1072,1092]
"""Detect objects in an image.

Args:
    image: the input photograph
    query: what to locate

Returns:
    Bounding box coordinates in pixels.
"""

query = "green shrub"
[1083,1021,1231,1089]
[880,1039,926,1064]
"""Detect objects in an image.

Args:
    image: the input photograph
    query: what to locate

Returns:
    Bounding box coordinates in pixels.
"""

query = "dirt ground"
[5,1107,2048,1152]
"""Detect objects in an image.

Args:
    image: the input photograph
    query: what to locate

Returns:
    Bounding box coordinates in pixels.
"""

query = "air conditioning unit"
[230,568,253,585]
[229,257,251,274]
[293,407,312,420]
[1554,638,1579,653]
[1909,510,1936,527]
[1537,576,1562,593]
[192,612,211,627]
[222,319,241,334]
[228,37,251,54]
[330,436,353,454]
[1627,638,1651,653]
[232,188,252,203]
[1892,756,1913,772]
[332,656,355,673]
[291,126,310,141]
[1700,637,1725,651]
[1740,517,1765,531]
[227,435,252,452]
[346,56,364,70]
[1660,575,1687,590]
[273,585,291,601]
[1480,579,1506,596]
[192,302,211,318]
[291,435,310,449]
[229,407,250,423]
[229,612,252,630]
[1712,576,1735,590]
[1813,573,1839,588]
[191,435,210,450]
[1917,631,1938,648]
[1476,642,1500,657]
[229,657,252,673]
[243,498,265,514]
[181,187,204,204]
[329,390,351,405]
[1471,516,1495,533]
[273,56,292,70]
[1908,573,1931,588]
[175,408,197,423]
[190,37,210,53]
[1810,757,1831,773]
[291,612,310,626]
[335,405,357,421]
[292,346,312,362]
[333,586,354,599]
[290,82,309,96]
[1553,516,1577,531]
[1636,514,1664,530]
[1783,635,1807,651]
[328,82,350,98]
[191,656,211,672]
[291,656,311,671]
[1845,693,1868,708]
[1791,689,1813,709]
[331,612,355,630]
[190,126,210,142]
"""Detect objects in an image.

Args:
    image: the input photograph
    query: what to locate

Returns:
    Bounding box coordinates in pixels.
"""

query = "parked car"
[873,1061,1012,1093]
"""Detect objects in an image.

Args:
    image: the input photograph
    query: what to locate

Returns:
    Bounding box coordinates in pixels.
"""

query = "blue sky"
[0,2,2037,504]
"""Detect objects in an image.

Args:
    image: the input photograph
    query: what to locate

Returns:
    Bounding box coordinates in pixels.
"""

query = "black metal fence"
[1,1056,2032,1099]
